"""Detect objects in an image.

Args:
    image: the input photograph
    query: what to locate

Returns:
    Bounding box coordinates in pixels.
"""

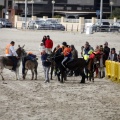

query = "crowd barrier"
[105,60,120,83]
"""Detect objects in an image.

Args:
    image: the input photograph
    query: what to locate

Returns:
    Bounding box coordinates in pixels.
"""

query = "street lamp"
[31,0,34,17]
[100,0,103,25]
[25,0,27,29]
[52,0,55,18]
[110,1,114,18]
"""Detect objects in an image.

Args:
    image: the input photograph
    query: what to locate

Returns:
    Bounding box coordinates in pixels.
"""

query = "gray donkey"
[0,45,27,81]
[23,59,38,80]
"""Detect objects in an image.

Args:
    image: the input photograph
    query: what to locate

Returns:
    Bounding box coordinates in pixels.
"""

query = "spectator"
[103,42,110,61]
[45,35,53,54]
[70,45,78,60]
[118,51,120,62]
[42,35,47,46]
[39,42,45,54]
[108,48,118,62]
[41,50,51,83]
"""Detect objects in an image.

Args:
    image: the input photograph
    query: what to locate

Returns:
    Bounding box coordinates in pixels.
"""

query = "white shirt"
[6,46,18,57]
[39,45,45,52]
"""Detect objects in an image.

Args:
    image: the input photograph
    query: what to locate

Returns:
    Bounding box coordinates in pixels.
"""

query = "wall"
[0,1,4,6]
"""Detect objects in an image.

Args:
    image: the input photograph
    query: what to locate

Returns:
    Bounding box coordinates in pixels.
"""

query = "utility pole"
[100,0,103,25]
[25,0,27,29]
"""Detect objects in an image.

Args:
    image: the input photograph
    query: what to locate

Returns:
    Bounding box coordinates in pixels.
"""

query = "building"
[0,1,4,17]
[3,0,120,18]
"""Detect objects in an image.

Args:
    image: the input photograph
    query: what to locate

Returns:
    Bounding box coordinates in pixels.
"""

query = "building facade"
[4,0,120,18]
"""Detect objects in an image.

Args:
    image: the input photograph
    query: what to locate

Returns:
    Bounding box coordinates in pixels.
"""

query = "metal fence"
[18,17,32,21]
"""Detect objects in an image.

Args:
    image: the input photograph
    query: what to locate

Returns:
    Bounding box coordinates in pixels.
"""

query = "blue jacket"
[41,53,51,67]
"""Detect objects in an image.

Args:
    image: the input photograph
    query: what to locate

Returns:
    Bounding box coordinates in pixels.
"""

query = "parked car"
[0,18,12,28]
[92,22,110,32]
[40,19,65,30]
[113,22,120,27]
[27,20,45,29]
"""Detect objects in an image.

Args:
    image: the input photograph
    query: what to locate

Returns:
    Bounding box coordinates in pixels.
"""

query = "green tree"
[112,8,120,19]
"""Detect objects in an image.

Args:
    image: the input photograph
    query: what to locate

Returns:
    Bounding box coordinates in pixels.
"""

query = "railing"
[106,60,120,83]
[64,18,79,23]
[18,17,32,21]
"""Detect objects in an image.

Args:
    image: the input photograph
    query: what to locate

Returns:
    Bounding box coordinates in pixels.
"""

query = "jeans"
[61,57,70,68]
[8,56,18,70]
[43,66,50,82]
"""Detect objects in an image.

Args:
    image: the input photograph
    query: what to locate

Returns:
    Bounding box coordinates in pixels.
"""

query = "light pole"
[25,0,27,29]
[110,1,114,18]
[100,0,103,25]
[52,0,55,18]
[31,0,34,17]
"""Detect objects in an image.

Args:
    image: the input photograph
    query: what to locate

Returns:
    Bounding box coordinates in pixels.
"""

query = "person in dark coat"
[41,50,51,83]
[103,42,110,61]
[42,35,47,46]
[108,48,118,62]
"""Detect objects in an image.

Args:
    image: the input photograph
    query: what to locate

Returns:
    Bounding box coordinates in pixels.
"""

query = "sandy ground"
[0,28,120,120]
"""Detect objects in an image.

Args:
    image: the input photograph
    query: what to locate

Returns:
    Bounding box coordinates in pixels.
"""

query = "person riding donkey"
[61,42,72,71]
[5,41,19,71]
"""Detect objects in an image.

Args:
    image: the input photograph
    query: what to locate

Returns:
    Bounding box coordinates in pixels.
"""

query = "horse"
[23,59,38,80]
[0,45,27,81]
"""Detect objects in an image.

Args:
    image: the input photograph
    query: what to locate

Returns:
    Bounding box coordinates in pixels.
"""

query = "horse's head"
[16,45,27,58]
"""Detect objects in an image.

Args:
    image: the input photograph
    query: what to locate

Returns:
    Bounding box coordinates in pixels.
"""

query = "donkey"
[0,45,27,81]
[23,59,38,80]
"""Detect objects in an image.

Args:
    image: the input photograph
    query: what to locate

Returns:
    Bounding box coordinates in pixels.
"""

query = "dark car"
[92,22,110,32]
[0,18,12,28]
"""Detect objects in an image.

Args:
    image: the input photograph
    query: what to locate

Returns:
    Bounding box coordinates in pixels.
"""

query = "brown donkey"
[23,60,38,80]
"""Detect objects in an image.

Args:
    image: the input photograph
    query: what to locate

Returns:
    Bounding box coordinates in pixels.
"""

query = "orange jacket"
[5,44,11,54]
[63,47,71,56]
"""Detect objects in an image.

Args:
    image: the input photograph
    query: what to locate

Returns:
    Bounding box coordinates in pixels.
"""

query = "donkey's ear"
[22,45,25,48]
[18,45,20,48]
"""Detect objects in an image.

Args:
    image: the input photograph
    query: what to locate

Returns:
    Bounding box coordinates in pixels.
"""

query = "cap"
[111,48,115,51]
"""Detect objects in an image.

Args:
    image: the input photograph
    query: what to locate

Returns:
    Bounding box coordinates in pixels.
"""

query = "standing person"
[45,35,53,54]
[81,42,93,61]
[5,41,18,71]
[118,51,120,62]
[42,35,47,46]
[39,42,45,54]
[68,45,78,76]
[70,45,78,60]
[103,42,110,62]
[41,50,51,83]
[108,48,118,62]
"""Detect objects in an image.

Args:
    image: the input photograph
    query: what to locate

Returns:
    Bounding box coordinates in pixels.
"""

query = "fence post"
[71,24,73,31]
[66,24,67,31]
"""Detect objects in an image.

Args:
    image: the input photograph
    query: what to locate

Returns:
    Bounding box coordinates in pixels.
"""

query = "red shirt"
[45,39,53,49]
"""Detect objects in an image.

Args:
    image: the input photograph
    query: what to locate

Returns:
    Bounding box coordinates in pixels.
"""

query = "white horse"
[0,45,27,81]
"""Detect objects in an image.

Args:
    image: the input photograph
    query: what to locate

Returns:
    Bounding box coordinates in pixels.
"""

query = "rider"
[5,41,18,71]
[61,42,72,70]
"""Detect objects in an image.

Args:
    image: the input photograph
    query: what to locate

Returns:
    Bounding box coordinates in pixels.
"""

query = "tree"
[112,8,120,19]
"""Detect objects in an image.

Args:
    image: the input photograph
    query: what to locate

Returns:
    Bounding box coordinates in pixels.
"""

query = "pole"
[111,5,112,18]
[100,0,103,25]
[32,0,33,17]
[5,0,8,19]
[52,3,54,18]
[25,0,27,29]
